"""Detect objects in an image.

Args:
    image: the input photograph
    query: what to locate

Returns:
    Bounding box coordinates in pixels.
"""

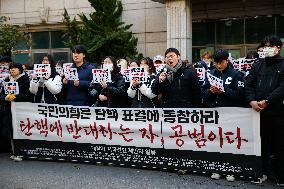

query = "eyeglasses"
[165,54,177,59]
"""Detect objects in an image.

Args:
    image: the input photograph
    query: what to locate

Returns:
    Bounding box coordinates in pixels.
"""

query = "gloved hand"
[5,94,16,101]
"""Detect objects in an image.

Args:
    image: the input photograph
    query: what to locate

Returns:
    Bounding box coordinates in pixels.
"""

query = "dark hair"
[104,56,120,74]
[23,63,33,70]
[0,56,12,63]
[42,54,56,67]
[141,57,156,75]
[165,48,180,57]
[9,62,24,74]
[257,43,264,51]
[246,51,259,59]
[261,35,283,48]
[213,49,229,63]
[129,60,140,67]
[72,44,87,55]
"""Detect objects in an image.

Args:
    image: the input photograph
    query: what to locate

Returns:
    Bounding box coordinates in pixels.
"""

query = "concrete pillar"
[166,0,192,61]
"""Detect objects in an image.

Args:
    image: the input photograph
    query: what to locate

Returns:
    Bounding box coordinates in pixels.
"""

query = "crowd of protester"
[0,35,283,185]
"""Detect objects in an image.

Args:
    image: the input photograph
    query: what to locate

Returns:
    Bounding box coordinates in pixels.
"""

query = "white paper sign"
[0,66,10,85]
[92,69,112,83]
[130,67,148,83]
[121,68,131,83]
[65,68,79,80]
[34,64,51,78]
[207,72,224,92]
[196,67,206,82]
[154,64,166,74]
[55,66,63,76]
[4,82,19,95]
[232,58,255,72]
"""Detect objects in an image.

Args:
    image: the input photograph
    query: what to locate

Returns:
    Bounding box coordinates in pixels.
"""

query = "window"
[51,31,68,48]
[245,16,274,44]
[192,21,215,46]
[29,31,71,63]
[32,32,49,49]
[53,51,69,63]
[277,15,284,39]
[216,19,244,45]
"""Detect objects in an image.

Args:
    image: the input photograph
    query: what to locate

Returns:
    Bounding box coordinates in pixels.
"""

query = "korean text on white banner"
[34,64,51,78]
[12,102,261,180]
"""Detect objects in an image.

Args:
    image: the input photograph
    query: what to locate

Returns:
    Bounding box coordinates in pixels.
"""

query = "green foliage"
[62,0,142,63]
[0,16,31,56]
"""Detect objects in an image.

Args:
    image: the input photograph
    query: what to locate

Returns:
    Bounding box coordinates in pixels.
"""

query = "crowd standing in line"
[0,35,283,185]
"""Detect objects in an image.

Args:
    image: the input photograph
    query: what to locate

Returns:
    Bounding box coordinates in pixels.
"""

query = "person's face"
[0,62,9,67]
[257,47,264,53]
[73,52,85,64]
[103,58,114,71]
[129,62,139,67]
[202,55,212,64]
[165,52,180,68]
[154,60,163,65]
[42,56,50,64]
[103,58,113,65]
[10,67,20,77]
[215,59,228,72]
[140,60,149,73]
[264,43,281,57]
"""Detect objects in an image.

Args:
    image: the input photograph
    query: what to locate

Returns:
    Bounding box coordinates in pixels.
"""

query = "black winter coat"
[245,56,284,115]
[89,72,127,108]
[201,65,245,107]
[0,73,33,111]
[151,63,201,108]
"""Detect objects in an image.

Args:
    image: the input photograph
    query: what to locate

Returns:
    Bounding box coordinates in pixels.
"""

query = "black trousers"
[0,109,12,152]
[260,114,284,182]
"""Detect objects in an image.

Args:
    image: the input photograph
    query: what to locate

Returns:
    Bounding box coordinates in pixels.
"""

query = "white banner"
[11,102,260,156]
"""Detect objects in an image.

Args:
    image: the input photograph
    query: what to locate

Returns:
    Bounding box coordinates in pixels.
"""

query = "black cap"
[213,49,229,63]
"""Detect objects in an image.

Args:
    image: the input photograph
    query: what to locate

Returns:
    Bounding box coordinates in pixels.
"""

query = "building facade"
[0,0,284,64]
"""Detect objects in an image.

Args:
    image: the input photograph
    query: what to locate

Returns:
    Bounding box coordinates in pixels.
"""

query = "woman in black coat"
[0,63,32,161]
[89,56,127,108]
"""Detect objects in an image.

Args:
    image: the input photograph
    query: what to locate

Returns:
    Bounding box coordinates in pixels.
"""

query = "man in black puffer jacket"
[151,48,201,108]
[201,49,245,108]
[245,35,284,185]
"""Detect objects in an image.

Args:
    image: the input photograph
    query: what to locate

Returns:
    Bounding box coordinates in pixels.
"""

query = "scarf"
[9,72,25,82]
[164,60,183,82]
